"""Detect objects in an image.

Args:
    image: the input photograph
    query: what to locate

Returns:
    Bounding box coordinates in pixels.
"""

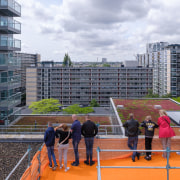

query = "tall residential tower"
[137,42,180,97]
[0,0,21,125]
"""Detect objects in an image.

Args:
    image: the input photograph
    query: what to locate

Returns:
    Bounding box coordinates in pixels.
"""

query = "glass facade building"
[0,0,21,125]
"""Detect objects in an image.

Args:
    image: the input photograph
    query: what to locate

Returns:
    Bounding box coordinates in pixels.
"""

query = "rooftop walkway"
[41,152,180,180]
[20,137,180,180]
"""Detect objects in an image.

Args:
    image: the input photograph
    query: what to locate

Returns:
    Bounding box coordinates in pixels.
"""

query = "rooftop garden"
[15,116,110,126]
[113,99,180,135]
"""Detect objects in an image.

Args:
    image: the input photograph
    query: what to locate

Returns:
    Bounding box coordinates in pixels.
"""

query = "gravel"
[0,142,42,180]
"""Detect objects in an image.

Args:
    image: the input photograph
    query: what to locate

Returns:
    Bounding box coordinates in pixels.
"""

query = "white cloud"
[17,0,180,61]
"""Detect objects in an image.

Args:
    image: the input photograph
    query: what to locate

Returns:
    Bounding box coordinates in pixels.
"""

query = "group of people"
[123,109,176,162]
[44,109,176,171]
[44,114,98,171]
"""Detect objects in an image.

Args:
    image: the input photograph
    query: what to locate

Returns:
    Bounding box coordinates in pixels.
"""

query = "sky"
[17,0,180,62]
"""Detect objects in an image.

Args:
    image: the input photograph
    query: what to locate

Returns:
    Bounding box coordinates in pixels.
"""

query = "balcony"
[0,53,21,68]
[0,92,21,108]
[0,36,21,51]
[0,16,21,34]
[0,74,21,89]
[0,0,21,17]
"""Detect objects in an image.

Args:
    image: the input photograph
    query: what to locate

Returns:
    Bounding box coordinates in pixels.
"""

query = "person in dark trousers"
[44,122,58,170]
[81,115,98,166]
[140,115,158,160]
[71,114,81,166]
[123,113,140,162]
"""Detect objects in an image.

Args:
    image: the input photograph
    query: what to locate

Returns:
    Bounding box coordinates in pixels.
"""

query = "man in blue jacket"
[71,114,81,166]
[44,122,58,170]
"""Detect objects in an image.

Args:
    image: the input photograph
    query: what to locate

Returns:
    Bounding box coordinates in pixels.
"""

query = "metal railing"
[5,145,31,180]
[96,147,180,180]
[0,125,180,135]
[0,124,121,135]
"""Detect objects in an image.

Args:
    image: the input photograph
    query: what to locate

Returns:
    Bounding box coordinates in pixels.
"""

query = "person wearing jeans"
[71,114,81,166]
[84,137,94,164]
[72,139,80,165]
[127,136,139,161]
[44,122,58,170]
[81,115,98,166]
[123,113,140,162]
[47,146,57,167]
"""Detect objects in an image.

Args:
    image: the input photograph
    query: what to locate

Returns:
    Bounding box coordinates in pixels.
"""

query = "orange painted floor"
[41,152,180,180]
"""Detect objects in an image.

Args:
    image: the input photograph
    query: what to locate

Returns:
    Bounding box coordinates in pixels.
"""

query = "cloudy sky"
[17,0,180,62]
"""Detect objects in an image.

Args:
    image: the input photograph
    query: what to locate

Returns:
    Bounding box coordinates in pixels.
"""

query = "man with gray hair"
[71,114,81,166]
[123,113,140,162]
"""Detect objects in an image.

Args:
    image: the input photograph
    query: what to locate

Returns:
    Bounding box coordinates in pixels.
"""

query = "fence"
[96,147,180,180]
[1,125,180,136]
[0,124,122,135]
[20,143,46,180]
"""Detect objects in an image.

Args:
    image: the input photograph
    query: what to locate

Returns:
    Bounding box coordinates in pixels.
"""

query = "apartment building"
[166,44,180,97]
[0,0,21,125]
[16,53,40,96]
[137,42,180,97]
[26,61,153,106]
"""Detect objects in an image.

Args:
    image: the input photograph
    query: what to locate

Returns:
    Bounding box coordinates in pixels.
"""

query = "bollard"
[35,120,37,129]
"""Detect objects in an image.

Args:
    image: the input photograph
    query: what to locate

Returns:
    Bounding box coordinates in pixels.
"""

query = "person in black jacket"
[140,115,158,160]
[81,115,98,166]
[44,122,58,170]
[55,123,72,172]
[123,113,140,162]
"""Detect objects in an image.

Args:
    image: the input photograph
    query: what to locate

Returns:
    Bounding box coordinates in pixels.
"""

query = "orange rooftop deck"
[21,138,180,180]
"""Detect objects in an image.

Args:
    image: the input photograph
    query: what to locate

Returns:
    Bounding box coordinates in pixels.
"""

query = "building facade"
[26,62,153,106]
[137,42,180,97]
[16,53,40,96]
[0,0,21,125]
[165,44,180,97]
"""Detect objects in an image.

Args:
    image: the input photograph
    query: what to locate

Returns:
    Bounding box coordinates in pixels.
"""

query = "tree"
[161,93,172,98]
[29,98,61,114]
[63,104,94,114]
[90,99,100,107]
[103,63,110,67]
[63,53,72,67]
[145,89,159,98]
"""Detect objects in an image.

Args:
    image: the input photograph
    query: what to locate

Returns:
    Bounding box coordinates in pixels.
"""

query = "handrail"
[5,146,31,180]
[0,125,179,135]
[110,98,125,135]
[96,147,180,180]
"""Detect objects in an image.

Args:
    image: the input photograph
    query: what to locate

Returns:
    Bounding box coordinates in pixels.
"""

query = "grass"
[114,99,180,135]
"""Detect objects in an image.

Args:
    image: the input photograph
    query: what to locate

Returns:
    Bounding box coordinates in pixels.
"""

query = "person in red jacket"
[158,109,175,158]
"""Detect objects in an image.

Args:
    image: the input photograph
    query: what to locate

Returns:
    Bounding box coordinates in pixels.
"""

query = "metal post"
[37,150,41,180]
[28,145,31,167]
[166,147,170,180]
[97,147,101,180]
[35,120,37,128]
[37,144,44,180]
